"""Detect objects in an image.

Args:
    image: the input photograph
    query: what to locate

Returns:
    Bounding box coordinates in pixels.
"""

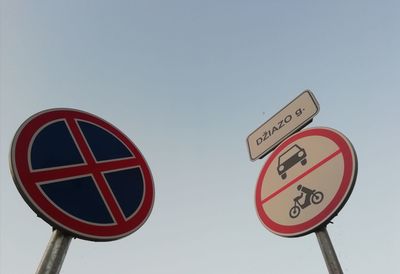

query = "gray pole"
[36,229,72,274]
[315,226,343,274]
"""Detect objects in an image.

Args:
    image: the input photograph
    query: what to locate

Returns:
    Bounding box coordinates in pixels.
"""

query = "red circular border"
[10,109,155,241]
[255,127,357,237]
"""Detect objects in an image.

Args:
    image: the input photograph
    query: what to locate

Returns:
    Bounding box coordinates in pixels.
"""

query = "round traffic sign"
[255,127,357,237]
[10,109,155,241]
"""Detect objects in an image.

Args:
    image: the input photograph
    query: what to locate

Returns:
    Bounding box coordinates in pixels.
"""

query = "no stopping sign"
[10,109,155,241]
[255,127,357,237]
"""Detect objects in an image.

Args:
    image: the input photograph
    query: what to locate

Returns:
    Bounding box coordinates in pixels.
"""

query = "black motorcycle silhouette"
[289,185,324,219]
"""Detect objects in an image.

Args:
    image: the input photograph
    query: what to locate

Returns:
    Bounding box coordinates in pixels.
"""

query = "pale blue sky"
[1,1,399,273]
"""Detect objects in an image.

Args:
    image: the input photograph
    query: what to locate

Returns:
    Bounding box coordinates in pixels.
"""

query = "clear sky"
[1,1,399,273]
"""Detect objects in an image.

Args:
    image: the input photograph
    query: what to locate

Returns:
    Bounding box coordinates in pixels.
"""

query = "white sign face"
[255,127,357,237]
[247,90,319,161]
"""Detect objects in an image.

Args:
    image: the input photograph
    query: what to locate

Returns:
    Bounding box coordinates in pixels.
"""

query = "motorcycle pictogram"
[289,185,324,219]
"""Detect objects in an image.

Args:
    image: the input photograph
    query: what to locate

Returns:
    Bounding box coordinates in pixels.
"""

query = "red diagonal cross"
[31,118,143,224]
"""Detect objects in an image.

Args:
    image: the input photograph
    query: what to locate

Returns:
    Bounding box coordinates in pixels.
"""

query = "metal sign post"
[315,226,343,274]
[36,229,72,274]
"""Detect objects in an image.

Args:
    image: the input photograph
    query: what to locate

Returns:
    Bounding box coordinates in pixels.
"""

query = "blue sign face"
[11,109,155,241]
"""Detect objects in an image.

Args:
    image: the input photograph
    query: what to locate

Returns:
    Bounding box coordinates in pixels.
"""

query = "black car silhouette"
[277,144,307,180]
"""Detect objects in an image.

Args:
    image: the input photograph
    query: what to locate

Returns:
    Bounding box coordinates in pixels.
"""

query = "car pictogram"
[277,144,307,179]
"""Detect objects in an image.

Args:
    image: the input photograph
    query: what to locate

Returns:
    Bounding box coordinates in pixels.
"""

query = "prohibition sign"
[255,127,357,237]
[10,108,154,241]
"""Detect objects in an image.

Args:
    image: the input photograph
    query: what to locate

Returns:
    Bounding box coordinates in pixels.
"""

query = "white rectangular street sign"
[247,90,320,161]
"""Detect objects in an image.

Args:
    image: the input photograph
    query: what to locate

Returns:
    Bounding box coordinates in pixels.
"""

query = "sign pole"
[315,226,343,274]
[36,229,72,274]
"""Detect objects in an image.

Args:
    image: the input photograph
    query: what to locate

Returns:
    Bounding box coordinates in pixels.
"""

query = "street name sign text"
[247,90,319,161]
